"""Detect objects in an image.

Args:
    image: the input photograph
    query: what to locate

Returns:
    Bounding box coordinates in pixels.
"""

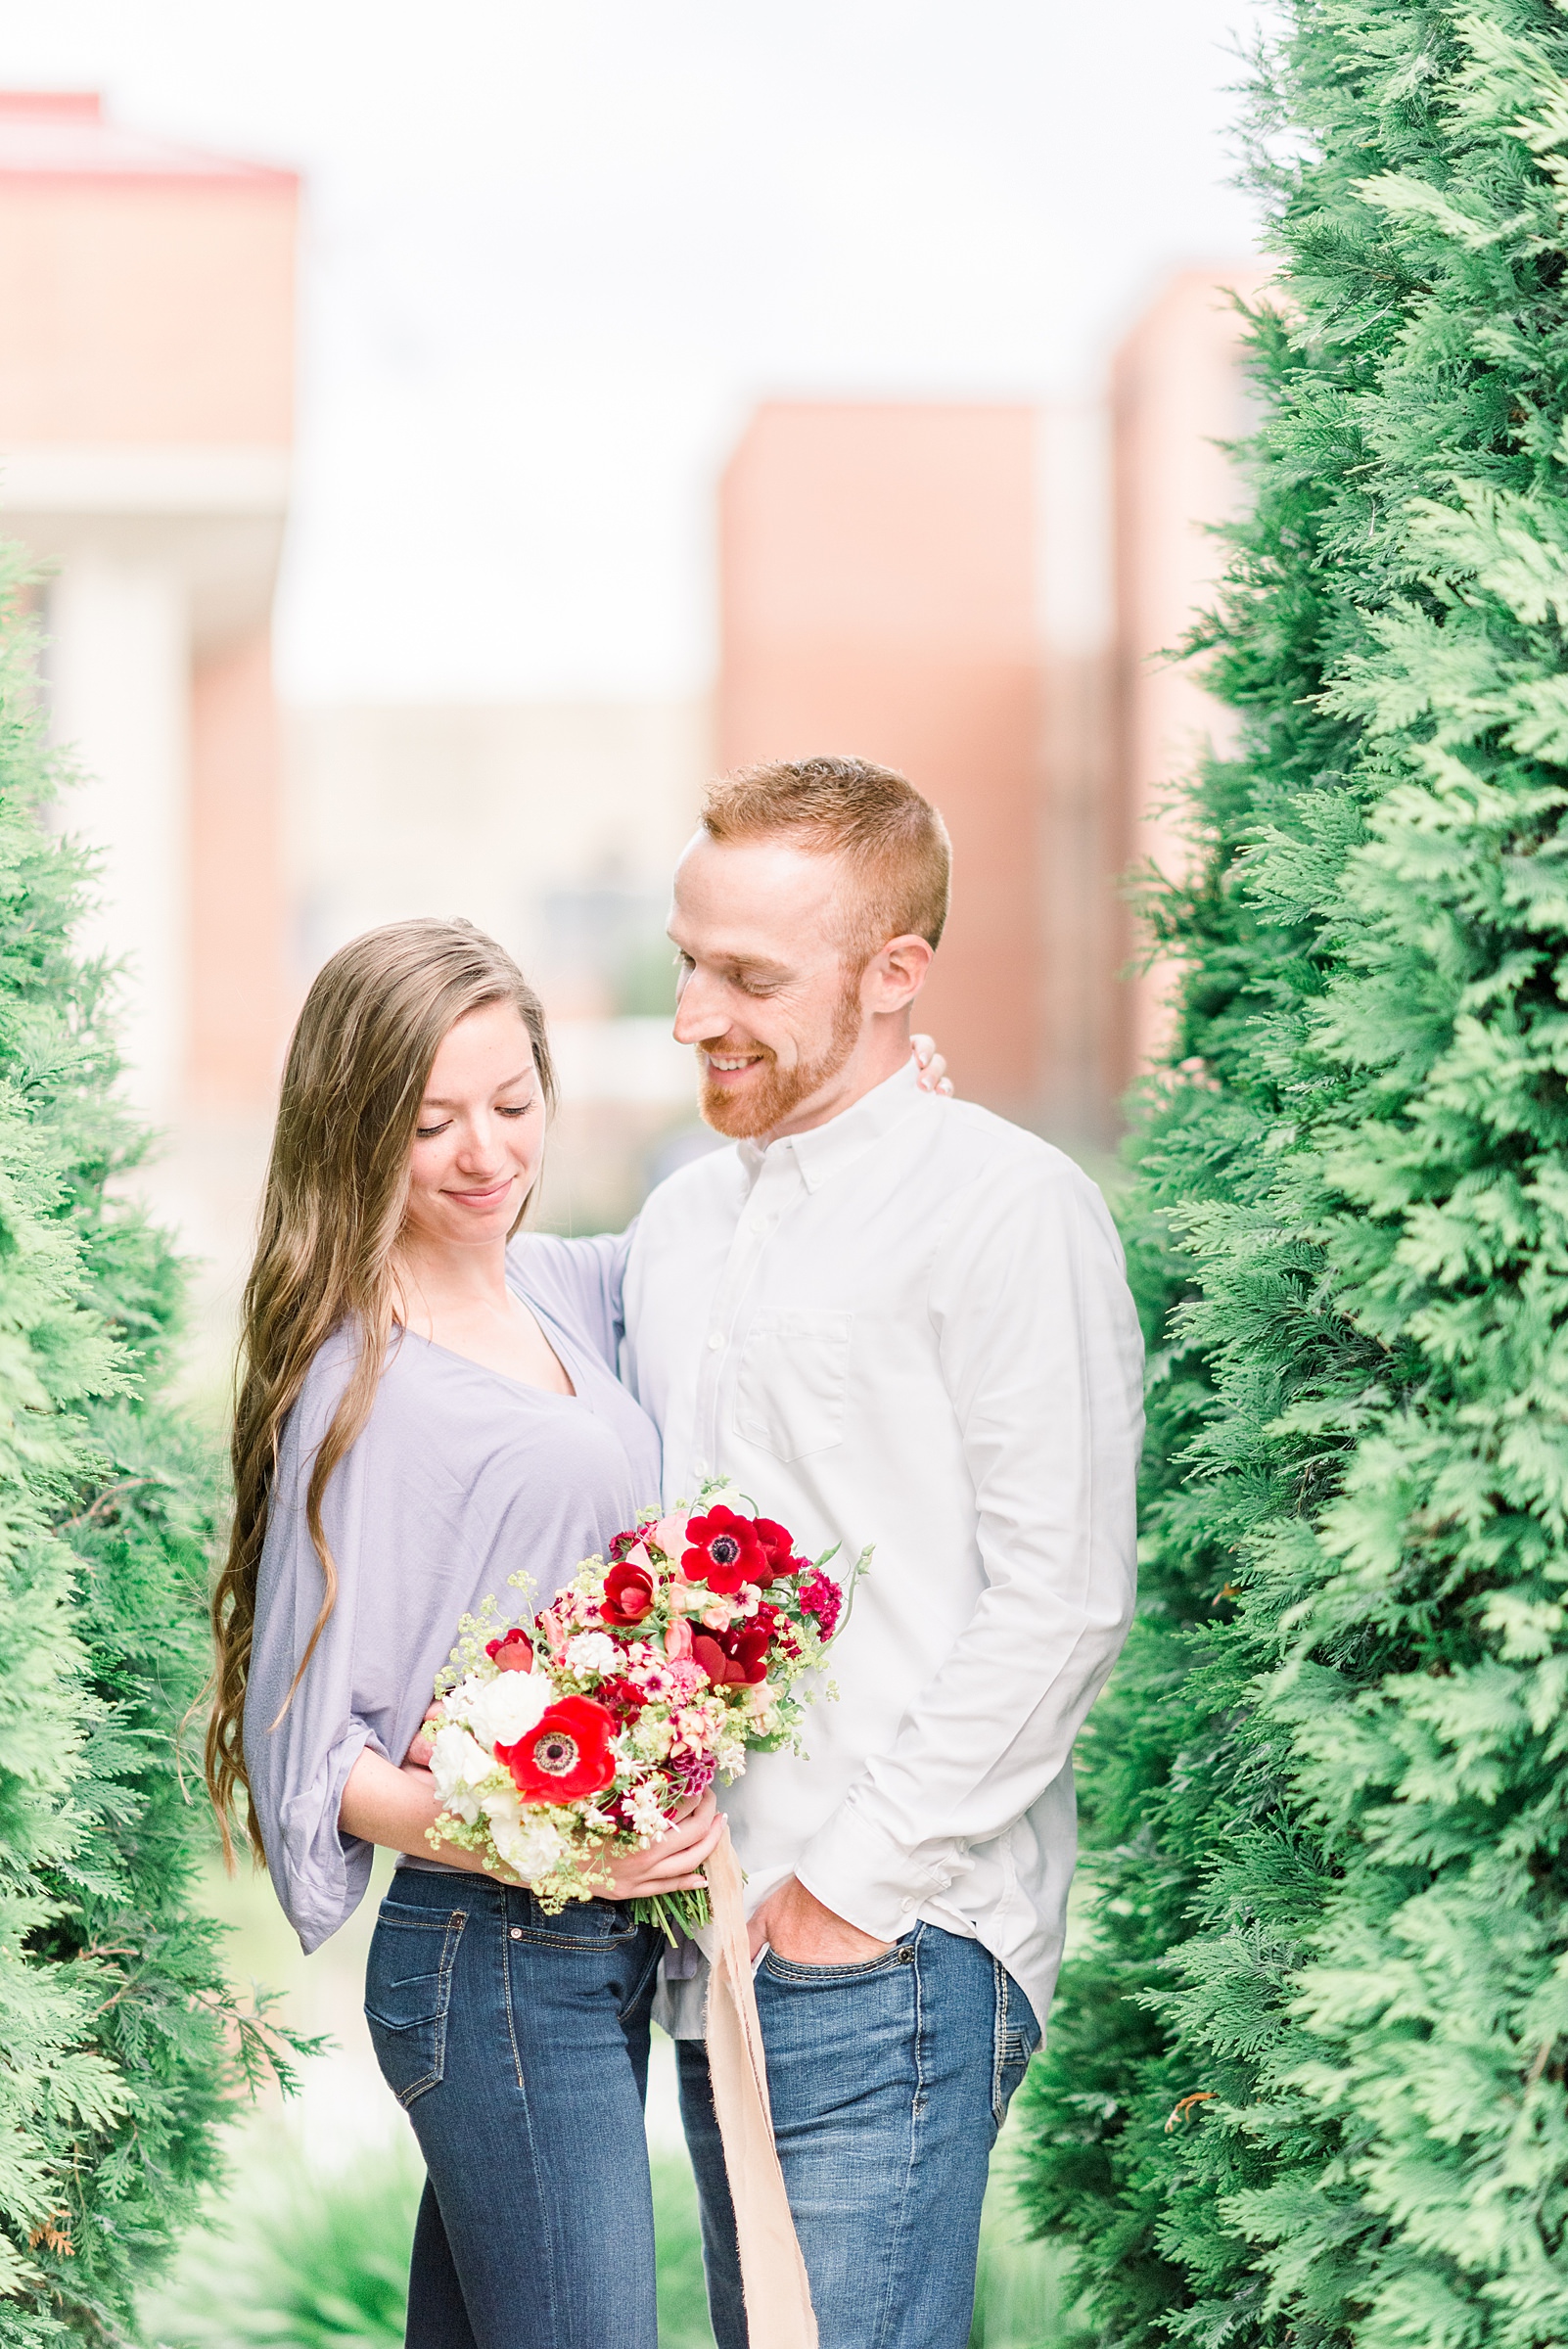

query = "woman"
[206,918,723,2349]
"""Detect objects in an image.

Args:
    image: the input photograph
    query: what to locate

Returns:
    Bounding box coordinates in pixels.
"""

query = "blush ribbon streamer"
[701,1822,819,2349]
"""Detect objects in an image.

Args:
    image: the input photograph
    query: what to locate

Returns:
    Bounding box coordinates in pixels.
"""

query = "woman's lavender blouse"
[244,1231,651,1954]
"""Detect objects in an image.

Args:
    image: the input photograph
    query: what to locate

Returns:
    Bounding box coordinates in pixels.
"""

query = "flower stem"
[629,1888,713,1945]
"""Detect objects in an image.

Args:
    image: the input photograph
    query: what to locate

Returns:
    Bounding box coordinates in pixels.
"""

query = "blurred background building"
[0,69,1266,1380]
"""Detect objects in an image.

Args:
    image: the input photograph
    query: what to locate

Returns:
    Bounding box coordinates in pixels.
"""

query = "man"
[623,755,1144,2349]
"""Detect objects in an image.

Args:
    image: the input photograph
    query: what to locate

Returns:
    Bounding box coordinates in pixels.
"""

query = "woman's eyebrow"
[421,1066,535,1108]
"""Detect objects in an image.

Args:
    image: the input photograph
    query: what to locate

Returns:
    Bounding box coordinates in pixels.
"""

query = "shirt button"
[708,1332,723,1351]
[509,1927,523,1941]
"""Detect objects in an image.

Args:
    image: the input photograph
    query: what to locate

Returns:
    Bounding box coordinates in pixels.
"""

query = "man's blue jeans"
[678,1920,1040,2349]
[363,1868,664,2349]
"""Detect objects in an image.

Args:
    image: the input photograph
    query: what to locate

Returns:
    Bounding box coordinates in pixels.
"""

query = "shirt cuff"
[794,1803,963,1944]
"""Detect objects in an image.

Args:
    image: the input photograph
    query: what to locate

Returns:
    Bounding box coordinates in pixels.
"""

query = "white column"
[48,551,190,1119]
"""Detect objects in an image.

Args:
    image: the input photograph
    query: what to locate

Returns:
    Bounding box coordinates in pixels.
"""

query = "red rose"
[601,1560,656,1626]
[497,1695,617,1803]
[797,1570,843,1639]
[681,1505,765,1595]
[691,1623,771,1686]
[484,1628,535,1674]
[751,1518,797,1587]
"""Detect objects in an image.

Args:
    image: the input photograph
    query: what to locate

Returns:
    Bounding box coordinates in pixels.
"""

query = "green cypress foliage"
[1020,4,1568,2342]
[0,549,299,2344]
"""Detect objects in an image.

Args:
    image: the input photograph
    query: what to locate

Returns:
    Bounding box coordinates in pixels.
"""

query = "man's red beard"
[697,981,863,1139]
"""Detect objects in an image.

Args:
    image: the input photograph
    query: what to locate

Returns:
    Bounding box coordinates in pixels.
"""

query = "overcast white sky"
[0,1,1266,703]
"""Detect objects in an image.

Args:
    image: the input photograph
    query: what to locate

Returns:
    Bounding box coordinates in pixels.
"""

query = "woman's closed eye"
[415,1097,535,1140]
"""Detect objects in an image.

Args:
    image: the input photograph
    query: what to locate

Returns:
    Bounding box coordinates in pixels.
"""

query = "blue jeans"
[364,1867,664,2349]
[679,1921,1040,2349]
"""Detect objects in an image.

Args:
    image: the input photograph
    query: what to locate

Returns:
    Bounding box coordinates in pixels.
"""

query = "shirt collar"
[738,1057,926,1192]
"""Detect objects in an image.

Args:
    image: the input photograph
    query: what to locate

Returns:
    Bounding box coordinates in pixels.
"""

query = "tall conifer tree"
[0,551,299,2345]
[1022,4,1568,2342]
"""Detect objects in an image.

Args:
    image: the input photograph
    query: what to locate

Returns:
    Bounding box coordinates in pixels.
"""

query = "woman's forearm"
[340,1748,724,1899]
[339,1746,490,1871]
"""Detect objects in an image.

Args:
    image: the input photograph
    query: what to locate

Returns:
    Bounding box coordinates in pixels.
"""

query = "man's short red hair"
[699,755,950,962]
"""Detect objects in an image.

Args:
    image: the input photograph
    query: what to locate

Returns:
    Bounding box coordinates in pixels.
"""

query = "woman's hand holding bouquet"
[421,1484,868,1938]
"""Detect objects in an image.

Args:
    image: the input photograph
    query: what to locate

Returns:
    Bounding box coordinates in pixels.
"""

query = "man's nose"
[672,966,725,1044]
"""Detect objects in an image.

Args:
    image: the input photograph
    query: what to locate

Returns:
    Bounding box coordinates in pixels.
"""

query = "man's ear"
[862,933,935,1012]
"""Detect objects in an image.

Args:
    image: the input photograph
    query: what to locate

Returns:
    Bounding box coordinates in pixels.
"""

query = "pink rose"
[665,1617,694,1660]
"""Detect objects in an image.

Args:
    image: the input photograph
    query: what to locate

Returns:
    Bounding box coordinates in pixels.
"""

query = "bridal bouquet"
[424,1485,868,1938]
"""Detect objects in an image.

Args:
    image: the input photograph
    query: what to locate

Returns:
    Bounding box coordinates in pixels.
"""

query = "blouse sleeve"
[509,1227,634,1370]
[243,1337,388,1954]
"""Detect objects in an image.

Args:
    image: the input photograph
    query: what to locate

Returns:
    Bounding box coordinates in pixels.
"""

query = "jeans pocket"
[761,1943,906,1986]
[511,1894,639,1950]
[991,1962,1041,2125]
[364,1900,466,2107]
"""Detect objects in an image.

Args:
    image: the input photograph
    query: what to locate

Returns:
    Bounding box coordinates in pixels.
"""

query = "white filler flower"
[564,1631,622,1678]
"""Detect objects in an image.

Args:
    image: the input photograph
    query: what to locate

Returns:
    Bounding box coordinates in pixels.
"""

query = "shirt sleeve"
[794,1156,1145,1943]
[243,1349,387,1955]
[509,1227,634,1369]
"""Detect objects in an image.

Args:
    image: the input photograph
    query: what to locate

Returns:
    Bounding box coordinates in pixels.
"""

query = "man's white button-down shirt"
[622,1059,1144,2036]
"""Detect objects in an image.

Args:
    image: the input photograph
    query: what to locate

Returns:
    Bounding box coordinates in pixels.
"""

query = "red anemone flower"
[498,1696,617,1803]
[681,1505,765,1595]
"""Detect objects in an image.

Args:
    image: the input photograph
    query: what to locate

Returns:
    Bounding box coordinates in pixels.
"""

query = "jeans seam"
[866,1921,928,2349]
[429,1911,465,2092]
[502,1925,571,2344]
[992,1958,1008,2127]
[500,1890,527,2093]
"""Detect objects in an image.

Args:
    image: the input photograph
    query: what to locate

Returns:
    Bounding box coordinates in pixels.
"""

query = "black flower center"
[710,1535,741,1566]
[534,1731,580,1775]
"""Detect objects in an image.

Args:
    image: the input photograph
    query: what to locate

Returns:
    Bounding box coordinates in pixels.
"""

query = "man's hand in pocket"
[748,1874,894,1965]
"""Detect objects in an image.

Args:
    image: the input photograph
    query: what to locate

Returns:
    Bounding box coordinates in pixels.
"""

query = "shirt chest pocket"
[733,1310,853,1462]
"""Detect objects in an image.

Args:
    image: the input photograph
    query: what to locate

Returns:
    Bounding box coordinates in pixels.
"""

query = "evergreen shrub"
[1021,4,1568,2343]
[0,549,299,2345]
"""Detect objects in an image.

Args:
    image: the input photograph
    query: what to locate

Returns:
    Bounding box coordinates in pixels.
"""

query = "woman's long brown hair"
[205,918,555,1865]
